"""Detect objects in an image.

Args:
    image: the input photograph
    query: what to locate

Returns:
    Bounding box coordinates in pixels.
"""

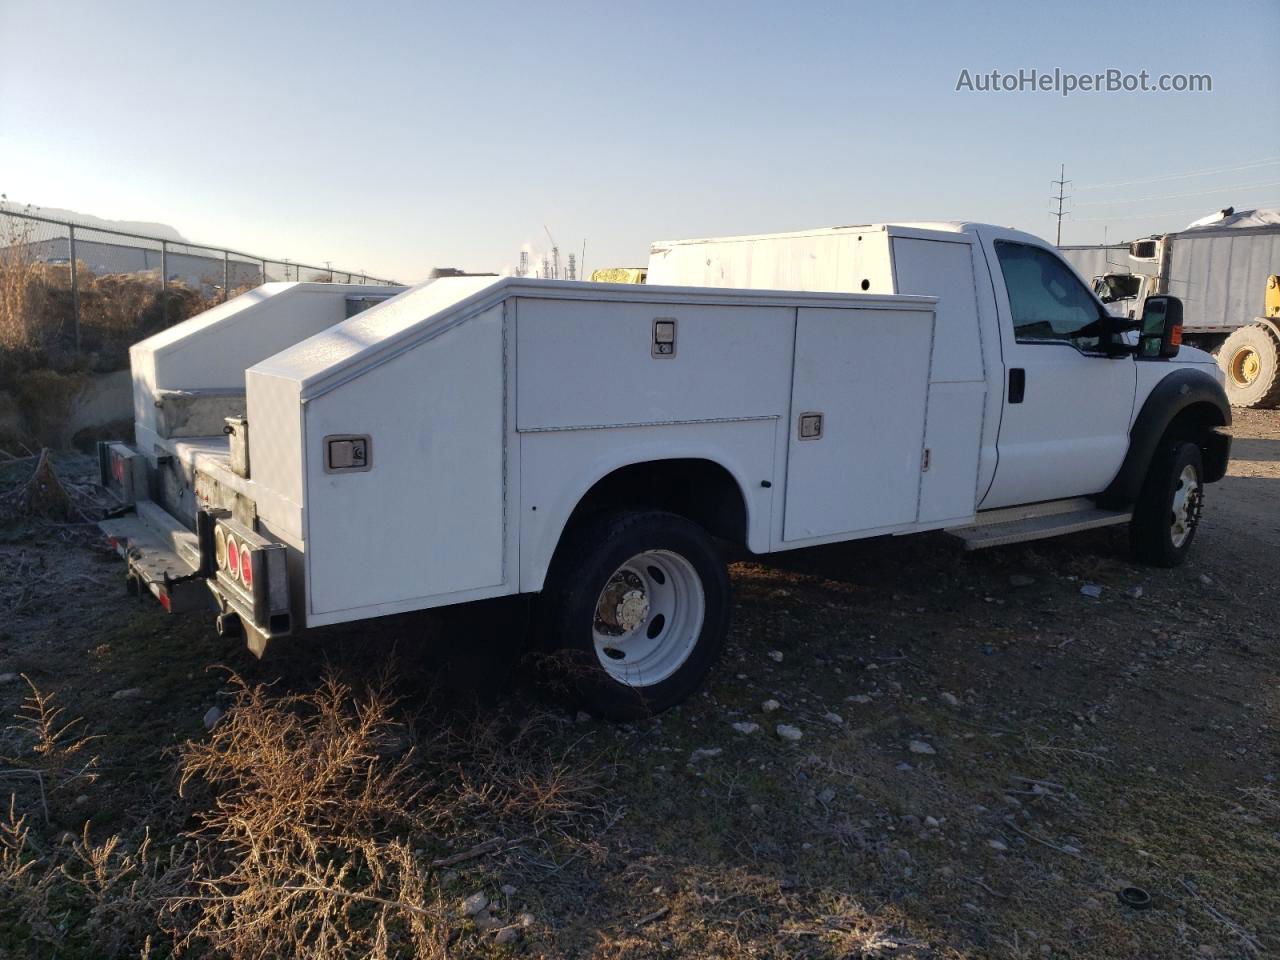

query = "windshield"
[1094,274,1142,304]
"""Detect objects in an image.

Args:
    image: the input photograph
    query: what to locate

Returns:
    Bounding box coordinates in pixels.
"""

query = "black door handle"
[1008,368,1026,404]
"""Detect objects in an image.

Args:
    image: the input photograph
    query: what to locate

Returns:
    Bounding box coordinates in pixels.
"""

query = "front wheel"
[535,510,730,720]
[1130,440,1204,567]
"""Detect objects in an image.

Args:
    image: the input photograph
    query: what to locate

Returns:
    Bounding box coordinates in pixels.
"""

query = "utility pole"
[1051,164,1071,245]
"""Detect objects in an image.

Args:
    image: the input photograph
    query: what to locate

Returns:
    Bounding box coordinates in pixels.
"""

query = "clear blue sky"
[3,0,1277,282]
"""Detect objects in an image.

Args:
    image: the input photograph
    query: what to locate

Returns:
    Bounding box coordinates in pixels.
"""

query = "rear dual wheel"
[536,511,729,721]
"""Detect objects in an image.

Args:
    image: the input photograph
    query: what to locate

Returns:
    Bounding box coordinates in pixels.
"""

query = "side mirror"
[1138,295,1183,359]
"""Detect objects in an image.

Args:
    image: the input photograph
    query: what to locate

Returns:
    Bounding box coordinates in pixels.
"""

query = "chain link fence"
[0,208,397,372]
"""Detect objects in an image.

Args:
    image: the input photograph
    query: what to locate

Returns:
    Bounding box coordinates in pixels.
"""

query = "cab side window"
[995,241,1104,351]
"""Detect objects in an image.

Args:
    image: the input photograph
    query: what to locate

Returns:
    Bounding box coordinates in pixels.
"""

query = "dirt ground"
[0,410,1276,959]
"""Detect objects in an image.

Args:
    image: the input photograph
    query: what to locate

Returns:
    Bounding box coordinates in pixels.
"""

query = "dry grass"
[0,208,47,356]
[171,670,450,958]
[0,667,610,958]
[1,674,100,823]
[1,207,219,374]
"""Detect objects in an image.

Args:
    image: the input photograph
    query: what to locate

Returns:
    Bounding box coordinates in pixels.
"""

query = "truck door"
[980,239,1136,510]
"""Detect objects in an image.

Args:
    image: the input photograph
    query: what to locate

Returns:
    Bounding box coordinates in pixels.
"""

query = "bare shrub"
[0,667,608,958]
[64,824,193,958]
[170,671,443,957]
[0,797,59,941]
[171,669,607,958]
[0,677,177,957]
[1,674,100,820]
[0,209,54,356]
[1,203,220,373]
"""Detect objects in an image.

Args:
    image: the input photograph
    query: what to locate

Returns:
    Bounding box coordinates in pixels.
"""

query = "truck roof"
[649,221,1051,250]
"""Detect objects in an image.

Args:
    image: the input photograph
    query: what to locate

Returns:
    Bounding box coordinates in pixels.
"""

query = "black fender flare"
[1101,367,1232,506]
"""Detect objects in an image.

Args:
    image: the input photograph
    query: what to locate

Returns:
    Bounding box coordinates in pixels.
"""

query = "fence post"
[261,259,267,285]
[223,250,230,302]
[68,224,80,353]
[160,239,168,323]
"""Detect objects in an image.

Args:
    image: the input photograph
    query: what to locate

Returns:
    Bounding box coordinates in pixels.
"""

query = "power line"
[1075,156,1280,191]
[1050,163,1070,245]
[1072,200,1280,223]
[1073,178,1280,206]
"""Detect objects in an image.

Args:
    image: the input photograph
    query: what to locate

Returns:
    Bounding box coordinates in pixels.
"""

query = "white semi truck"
[99,222,1231,719]
[1058,209,1280,408]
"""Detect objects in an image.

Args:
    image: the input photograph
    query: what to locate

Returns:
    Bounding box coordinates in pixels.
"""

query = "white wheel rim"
[592,549,705,688]
[1169,464,1200,548]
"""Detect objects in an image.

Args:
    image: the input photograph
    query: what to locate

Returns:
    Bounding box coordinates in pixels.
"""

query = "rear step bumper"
[99,500,292,656]
[100,501,211,613]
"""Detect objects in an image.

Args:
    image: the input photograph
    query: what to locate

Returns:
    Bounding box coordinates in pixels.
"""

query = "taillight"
[201,512,290,637]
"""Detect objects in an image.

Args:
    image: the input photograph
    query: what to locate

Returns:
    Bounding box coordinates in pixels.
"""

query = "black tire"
[1218,322,1280,409]
[1130,440,1204,567]
[534,510,730,721]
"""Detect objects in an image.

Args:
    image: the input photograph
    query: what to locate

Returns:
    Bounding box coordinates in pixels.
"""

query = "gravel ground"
[0,409,1276,958]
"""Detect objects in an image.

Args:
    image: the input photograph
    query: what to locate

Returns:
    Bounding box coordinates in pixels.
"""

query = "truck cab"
[647,220,1229,514]
[1093,272,1147,316]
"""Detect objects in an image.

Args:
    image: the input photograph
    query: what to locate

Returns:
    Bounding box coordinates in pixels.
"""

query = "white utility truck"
[99,223,1231,719]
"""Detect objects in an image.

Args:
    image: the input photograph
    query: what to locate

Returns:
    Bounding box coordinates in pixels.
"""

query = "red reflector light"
[159,591,171,612]
[240,545,253,588]
[226,536,239,577]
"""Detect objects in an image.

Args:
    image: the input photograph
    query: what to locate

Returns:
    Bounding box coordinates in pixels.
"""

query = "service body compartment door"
[783,307,933,541]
